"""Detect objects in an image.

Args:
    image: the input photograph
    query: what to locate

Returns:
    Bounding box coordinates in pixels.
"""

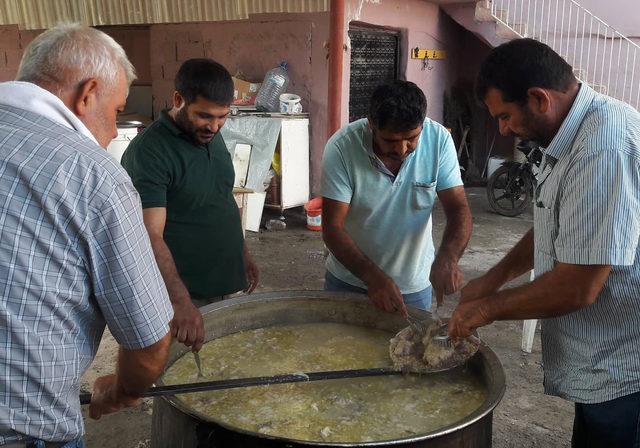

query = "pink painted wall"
[578,0,640,38]
[0,25,152,87]
[340,0,509,171]
[0,25,40,81]
[342,0,464,127]
[99,26,152,85]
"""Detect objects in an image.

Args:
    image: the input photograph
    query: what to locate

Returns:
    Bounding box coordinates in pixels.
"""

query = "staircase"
[443,0,640,110]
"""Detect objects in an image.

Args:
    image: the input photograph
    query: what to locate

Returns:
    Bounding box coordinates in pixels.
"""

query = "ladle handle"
[79,367,400,405]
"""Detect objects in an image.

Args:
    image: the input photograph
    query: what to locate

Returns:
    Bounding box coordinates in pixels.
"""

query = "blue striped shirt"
[534,84,640,403]
[0,87,173,442]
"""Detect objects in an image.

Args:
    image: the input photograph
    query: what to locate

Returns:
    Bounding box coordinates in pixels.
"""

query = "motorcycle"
[486,140,543,217]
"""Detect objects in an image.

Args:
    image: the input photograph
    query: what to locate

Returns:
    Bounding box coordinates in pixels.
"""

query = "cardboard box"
[233,76,261,106]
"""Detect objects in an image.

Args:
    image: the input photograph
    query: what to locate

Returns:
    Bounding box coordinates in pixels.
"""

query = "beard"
[519,106,553,147]
[174,107,216,145]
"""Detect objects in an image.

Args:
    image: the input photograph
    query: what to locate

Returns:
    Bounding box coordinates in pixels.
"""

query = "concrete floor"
[81,187,573,447]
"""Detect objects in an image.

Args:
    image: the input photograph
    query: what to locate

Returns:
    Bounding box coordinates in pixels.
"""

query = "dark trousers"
[572,391,640,448]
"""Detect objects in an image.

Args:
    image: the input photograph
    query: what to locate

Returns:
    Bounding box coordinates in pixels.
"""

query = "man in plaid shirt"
[0,24,174,447]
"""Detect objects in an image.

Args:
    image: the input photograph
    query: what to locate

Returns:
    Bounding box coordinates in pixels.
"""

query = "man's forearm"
[483,262,611,321]
[149,237,191,305]
[451,261,611,338]
[116,332,171,397]
[323,227,383,284]
[243,240,250,258]
[485,228,535,288]
[435,207,472,263]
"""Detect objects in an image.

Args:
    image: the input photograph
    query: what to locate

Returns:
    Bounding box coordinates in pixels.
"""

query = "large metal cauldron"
[151,291,505,448]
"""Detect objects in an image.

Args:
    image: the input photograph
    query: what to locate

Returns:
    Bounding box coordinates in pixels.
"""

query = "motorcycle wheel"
[486,165,532,217]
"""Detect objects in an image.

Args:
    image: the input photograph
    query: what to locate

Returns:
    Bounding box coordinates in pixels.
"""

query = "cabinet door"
[280,119,310,209]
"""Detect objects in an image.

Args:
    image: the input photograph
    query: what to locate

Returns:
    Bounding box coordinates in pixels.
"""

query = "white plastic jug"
[255,62,290,112]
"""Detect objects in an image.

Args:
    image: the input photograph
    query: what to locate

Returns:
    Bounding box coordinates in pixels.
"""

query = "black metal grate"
[348,28,399,123]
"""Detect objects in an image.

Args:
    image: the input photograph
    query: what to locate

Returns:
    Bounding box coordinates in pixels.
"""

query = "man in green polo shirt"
[122,58,259,352]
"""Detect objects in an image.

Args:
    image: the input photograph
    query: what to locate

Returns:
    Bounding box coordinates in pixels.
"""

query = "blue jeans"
[324,271,432,310]
[572,391,640,448]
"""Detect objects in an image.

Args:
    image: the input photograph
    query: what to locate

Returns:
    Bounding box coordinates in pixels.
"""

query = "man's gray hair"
[17,23,136,93]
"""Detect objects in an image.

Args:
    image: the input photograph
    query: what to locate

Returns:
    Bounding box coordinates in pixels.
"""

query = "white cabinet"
[222,115,309,228]
[271,117,310,211]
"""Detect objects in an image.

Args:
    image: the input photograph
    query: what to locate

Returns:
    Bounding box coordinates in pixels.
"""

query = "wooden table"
[233,187,254,236]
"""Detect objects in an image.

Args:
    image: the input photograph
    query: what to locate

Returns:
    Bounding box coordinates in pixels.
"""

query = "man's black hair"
[175,58,234,105]
[368,80,427,131]
[476,38,576,105]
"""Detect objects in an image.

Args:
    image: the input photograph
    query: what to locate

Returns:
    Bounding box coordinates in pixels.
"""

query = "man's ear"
[172,91,185,109]
[527,87,551,114]
[71,78,99,118]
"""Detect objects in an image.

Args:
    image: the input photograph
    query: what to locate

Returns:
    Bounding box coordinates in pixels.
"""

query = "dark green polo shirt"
[121,111,246,299]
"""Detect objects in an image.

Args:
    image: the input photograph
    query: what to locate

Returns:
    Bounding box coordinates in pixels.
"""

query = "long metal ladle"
[79,367,402,405]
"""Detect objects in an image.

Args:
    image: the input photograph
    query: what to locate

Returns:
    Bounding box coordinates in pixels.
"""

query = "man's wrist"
[434,251,459,267]
[169,292,192,307]
[479,294,500,324]
[360,265,386,287]
[114,376,143,400]
[484,265,509,292]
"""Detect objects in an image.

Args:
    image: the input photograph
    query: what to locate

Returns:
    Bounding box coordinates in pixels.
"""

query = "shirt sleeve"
[121,139,170,209]
[555,150,640,265]
[321,139,353,204]
[87,181,173,350]
[435,130,463,192]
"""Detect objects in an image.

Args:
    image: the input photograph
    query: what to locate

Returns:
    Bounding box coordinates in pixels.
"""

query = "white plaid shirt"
[0,82,173,443]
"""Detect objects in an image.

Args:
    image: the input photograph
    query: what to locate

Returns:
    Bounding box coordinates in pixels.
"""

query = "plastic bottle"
[255,62,290,112]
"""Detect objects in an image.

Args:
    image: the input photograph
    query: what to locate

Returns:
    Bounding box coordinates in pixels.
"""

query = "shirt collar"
[362,123,416,179]
[159,109,184,137]
[0,81,98,144]
[544,83,596,161]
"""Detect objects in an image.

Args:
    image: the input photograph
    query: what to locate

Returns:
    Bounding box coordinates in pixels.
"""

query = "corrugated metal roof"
[85,0,152,26]
[0,0,328,29]
[0,0,20,25]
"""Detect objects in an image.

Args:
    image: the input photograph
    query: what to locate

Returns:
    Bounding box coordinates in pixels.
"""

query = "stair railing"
[489,0,640,110]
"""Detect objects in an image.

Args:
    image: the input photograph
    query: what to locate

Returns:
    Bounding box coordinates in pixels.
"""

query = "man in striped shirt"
[449,39,640,446]
[0,25,174,447]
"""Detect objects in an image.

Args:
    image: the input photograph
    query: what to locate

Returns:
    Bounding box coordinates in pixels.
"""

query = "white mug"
[279,93,302,114]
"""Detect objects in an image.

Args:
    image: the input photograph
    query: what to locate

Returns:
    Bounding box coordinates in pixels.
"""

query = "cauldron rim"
[157,290,506,446]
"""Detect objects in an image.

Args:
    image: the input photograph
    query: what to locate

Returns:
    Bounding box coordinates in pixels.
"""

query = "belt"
[0,430,71,448]
[2,441,68,448]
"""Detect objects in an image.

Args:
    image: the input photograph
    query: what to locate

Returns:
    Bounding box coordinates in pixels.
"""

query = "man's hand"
[244,251,259,294]
[170,300,204,352]
[364,271,407,318]
[429,257,464,306]
[448,298,493,338]
[88,374,142,420]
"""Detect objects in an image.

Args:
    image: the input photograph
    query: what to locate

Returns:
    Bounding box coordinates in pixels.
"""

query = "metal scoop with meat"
[389,319,480,373]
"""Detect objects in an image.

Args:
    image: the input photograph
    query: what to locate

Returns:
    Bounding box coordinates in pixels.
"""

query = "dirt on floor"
[81,187,573,447]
